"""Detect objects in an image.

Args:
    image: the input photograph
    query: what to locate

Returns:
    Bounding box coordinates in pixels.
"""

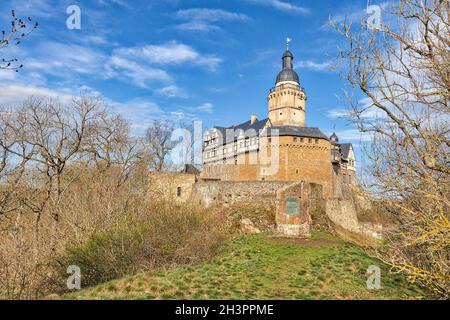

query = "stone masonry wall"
[192,181,291,208]
[325,198,383,245]
[148,172,197,204]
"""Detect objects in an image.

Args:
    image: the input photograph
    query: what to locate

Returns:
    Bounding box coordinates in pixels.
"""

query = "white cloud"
[0,70,18,82]
[246,0,309,15]
[84,35,110,45]
[155,85,188,98]
[108,98,164,134]
[23,41,108,77]
[297,59,333,72]
[113,42,222,70]
[170,111,186,119]
[0,84,73,107]
[8,38,221,92]
[106,56,172,88]
[330,129,372,142]
[8,0,54,18]
[326,108,350,119]
[176,8,250,23]
[196,102,214,113]
[175,22,221,32]
[323,2,394,31]
[0,84,168,135]
[97,0,129,7]
[106,42,222,89]
[174,8,250,33]
[323,9,367,31]
[4,39,172,90]
[327,101,388,120]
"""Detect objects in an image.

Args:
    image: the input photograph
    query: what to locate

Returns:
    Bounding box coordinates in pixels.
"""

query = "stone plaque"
[285,197,300,215]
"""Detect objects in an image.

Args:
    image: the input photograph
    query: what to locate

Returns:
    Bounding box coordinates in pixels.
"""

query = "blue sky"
[0,0,376,162]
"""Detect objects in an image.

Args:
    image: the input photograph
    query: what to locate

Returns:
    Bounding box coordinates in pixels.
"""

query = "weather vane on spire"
[286,37,292,50]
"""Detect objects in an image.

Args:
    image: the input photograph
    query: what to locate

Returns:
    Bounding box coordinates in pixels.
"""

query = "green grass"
[65,231,430,300]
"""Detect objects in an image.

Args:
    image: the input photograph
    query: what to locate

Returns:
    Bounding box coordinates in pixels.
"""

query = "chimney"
[251,114,258,124]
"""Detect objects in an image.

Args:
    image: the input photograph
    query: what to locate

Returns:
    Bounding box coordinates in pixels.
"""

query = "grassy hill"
[65,231,430,300]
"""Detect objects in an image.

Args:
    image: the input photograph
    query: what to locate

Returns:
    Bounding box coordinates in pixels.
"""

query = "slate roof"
[229,118,269,132]
[276,50,300,84]
[265,126,329,140]
[340,143,352,159]
[276,68,300,84]
[330,132,339,143]
[180,164,201,174]
[211,119,329,143]
[213,118,270,143]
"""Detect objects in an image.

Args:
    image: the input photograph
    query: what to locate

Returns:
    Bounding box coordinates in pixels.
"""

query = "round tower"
[268,45,306,127]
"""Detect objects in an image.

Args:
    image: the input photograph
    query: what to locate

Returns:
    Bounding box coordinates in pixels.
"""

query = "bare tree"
[84,111,148,186]
[145,120,177,172]
[334,0,449,297]
[1,97,102,251]
[0,107,36,220]
[1,10,38,71]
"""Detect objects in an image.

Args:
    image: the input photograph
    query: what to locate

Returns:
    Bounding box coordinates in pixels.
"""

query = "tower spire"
[269,46,306,127]
[286,37,291,51]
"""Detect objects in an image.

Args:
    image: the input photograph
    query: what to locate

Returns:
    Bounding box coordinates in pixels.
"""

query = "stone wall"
[325,198,383,245]
[192,181,291,208]
[148,172,197,204]
[148,173,383,244]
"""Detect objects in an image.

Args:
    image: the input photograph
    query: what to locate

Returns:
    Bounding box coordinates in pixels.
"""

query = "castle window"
[295,169,299,174]
[293,137,297,142]
[268,138,272,143]
[300,138,304,143]
[177,187,182,197]
[315,138,319,144]
[308,138,312,144]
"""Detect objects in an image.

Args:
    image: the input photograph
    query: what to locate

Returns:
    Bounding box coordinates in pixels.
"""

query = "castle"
[148,46,381,241]
[200,47,356,198]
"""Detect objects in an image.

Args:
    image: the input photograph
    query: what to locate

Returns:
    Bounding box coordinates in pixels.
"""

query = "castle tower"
[268,45,307,127]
